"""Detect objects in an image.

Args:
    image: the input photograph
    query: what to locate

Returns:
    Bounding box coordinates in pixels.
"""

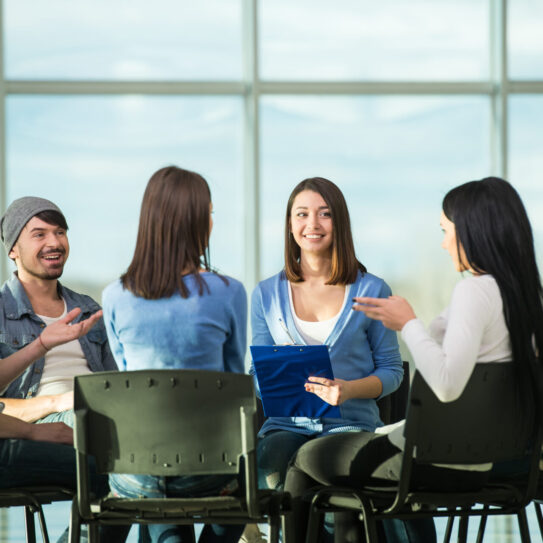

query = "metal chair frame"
[305,362,543,543]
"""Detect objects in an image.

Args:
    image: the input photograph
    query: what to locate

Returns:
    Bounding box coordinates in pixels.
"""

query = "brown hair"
[121,166,218,299]
[284,177,366,284]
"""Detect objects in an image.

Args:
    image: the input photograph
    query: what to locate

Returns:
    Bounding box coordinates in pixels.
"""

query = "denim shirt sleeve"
[366,280,404,399]
[0,279,117,399]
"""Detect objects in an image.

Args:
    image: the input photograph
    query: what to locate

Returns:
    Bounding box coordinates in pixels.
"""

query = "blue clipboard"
[250,345,341,418]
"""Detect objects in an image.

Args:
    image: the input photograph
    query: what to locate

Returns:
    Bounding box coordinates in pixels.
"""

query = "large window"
[1,1,543,536]
[260,0,489,80]
[2,0,542,305]
[4,0,242,80]
[6,95,244,292]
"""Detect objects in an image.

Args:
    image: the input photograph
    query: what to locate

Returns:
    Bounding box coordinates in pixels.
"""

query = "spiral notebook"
[250,344,341,418]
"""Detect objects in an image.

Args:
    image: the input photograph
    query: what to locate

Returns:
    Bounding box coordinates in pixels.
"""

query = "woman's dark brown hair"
[284,177,366,284]
[121,166,215,299]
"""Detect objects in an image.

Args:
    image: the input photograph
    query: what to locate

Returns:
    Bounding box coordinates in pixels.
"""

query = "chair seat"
[89,489,289,521]
[0,486,74,507]
[313,481,527,519]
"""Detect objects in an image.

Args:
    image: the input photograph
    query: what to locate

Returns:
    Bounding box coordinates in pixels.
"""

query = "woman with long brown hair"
[102,165,247,543]
[251,177,403,501]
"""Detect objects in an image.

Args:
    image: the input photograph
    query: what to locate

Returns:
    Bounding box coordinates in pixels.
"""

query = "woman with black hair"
[283,177,543,542]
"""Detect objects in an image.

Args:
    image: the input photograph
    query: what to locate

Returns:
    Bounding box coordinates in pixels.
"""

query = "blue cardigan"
[251,270,403,436]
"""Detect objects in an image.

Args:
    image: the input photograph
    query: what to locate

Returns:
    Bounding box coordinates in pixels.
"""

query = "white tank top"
[288,283,349,345]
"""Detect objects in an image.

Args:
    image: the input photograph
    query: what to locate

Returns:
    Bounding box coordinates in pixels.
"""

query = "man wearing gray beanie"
[0,196,117,425]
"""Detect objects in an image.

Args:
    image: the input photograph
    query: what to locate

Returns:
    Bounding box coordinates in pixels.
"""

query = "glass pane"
[260,0,489,81]
[260,95,490,325]
[509,0,543,79]
[509,95,543,271]
[4,0,242,80]
[6,96,244,301]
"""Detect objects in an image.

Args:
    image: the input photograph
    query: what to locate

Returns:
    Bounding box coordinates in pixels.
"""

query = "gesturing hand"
[304,376,351,406]
[352,295,416,331]
[40,308,103,350]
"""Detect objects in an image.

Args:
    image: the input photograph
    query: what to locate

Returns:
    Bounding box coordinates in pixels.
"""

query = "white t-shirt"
[376,274,511,470]
[35,300,92,396]
[288,283,350,345]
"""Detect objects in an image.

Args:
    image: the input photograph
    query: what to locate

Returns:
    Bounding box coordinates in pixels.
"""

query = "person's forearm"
[0,337,47,390]
[0,412,34,439]
[0,412,73,444]
[345,375,383,400]
[1,395,63,422]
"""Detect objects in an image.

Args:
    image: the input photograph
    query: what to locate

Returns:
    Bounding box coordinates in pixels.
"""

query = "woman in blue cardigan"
[251,177,403,501]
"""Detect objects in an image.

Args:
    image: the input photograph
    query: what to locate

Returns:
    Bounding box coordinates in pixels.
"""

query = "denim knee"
[257,431,310,490]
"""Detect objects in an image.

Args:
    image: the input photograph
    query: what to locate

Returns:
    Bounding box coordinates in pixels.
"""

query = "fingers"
[358,308,383,320]
[58,307,82,325]
[304,382,340,406]
[79,310,103,333]
[70,309,103,338]
[306,376,332,386]
[352,296,385,307]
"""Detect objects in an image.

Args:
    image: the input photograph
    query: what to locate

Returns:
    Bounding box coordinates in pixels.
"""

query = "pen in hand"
[278,317,297,345]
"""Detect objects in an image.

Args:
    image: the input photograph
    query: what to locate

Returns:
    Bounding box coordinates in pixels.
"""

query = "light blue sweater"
[102,273,247,374]
[251,270,403,435]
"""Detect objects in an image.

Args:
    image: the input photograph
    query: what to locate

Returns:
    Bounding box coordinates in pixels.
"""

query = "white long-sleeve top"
[377,274,511,463]
[403,274,511,403]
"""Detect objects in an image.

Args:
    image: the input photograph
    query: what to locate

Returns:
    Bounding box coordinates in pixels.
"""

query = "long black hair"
[442,177,543,397]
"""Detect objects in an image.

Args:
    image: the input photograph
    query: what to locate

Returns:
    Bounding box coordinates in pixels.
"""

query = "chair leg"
[268,516,280,543]
[88,523,99,543]
[534,502,543,538]
[517,508,532,543]
[306,505,324,543]
[69,499,81,543]
[358,499,379,543]
[457,516,468,543]
[475,511,488,543]
[36,504,50,543]
[24,506,37,543]
[443,516,454,543]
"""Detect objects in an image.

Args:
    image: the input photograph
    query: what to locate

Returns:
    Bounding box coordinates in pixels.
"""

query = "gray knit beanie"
[0,196,65,253]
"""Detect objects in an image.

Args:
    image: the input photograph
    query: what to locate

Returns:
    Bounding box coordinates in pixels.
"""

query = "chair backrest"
[377,361,410,425]
[74,370,257,477]
[404,362,536,465]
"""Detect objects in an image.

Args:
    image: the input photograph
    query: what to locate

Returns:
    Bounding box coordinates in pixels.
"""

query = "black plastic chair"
[69,369,290,543]
[533,498,543,538]
[377,361,410,426]
[0,486,73,543]
[305,362,543,543]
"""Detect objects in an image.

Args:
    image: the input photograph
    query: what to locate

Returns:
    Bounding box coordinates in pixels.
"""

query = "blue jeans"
[0,437,105,494]
[0,437,127,543]
[109,473,244,543]
[257,430,311,490]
